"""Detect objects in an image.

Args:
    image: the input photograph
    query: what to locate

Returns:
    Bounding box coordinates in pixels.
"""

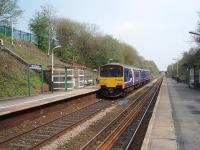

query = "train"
[98,63,150,97]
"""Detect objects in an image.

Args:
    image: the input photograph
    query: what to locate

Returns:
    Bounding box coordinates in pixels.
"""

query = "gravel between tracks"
[58,81,157,150]
[59,102,128,150]
[40,103,118,150]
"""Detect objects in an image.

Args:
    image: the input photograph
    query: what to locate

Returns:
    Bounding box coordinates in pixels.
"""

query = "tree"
[0,0,22,20]
[53,17,159,73]
[29,5,56,53]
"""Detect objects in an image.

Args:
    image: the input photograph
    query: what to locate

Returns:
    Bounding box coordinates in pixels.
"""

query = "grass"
[0,35,51,99]
[0,50,49,99]
[0,50,27,98]
[0,34,95,99]
[1,35,66,69]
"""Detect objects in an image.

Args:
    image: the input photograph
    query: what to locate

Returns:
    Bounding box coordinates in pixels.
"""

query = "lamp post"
[189,31,200,88]
[176,61,179,77]
[51,45,61,93]
[10,20,16,48]
[11,21,14,47]
[189,31,200,36]
[173,58,179,81]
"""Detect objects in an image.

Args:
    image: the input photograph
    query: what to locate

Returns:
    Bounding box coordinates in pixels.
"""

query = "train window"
[124,68,132,82]
[100,65,123,77]
[135,71,139,77]
[124,69,128,82]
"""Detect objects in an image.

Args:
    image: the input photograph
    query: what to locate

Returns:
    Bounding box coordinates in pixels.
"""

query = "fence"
[0,25,38,44]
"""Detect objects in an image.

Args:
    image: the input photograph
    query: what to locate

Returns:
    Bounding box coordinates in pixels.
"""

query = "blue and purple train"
[98,63,150,97]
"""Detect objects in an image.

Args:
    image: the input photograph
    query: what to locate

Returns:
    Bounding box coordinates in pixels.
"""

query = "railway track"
[0,100,112,150]
[111,78,162,150]
[0,91,98,144]
[0,78,160,150]
[80,78,162,150]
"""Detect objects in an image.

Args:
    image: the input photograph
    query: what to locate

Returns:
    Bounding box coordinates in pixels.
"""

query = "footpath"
[142,77,200,150]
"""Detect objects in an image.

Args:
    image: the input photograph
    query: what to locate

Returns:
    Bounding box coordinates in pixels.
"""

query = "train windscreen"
[100,65,123,77]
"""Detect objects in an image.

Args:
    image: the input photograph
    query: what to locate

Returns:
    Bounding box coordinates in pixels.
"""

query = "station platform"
[142,77,200,150]
[0,86,99,116]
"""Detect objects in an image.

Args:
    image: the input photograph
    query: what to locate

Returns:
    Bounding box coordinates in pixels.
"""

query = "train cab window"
[100,65,123,77]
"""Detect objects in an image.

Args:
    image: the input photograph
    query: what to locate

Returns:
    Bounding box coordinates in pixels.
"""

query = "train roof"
[143,69,150,72]
[99,63,150,72]
[100,63,123,67]
[132,67,142,70]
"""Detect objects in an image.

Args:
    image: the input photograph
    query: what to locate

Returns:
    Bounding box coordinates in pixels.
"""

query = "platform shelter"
[48,64,86,91]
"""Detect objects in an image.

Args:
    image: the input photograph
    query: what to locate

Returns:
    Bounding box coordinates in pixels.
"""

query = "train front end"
[98,64,124,97]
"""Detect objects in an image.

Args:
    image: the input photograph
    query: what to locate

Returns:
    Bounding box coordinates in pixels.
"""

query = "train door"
[131,69,135,85]
[124,68,133,88]
[134,70,140,86]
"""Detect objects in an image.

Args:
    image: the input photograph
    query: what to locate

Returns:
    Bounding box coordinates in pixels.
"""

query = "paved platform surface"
[142,77,177,150]
[168,79,200,150]
[0,86,99,116]
[142,77,200,150]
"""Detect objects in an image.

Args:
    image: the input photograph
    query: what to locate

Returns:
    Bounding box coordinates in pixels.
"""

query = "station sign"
[28,64,42,70]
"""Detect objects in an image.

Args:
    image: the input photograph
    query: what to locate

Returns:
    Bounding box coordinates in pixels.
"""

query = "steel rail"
[0,98,101,144]
[125,78,162,150]
[80,78,161,150]
[97,78,162,150]
[97,94,148,150]
[0,99,113,150]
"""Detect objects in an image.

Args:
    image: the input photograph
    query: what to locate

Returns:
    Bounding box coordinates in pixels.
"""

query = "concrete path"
[168,79,200,150]
[142,77,200,150]
[142,77,177,150]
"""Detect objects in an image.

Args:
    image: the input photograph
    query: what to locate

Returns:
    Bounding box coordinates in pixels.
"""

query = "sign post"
[41,65,44,94]
[28,67,30,96]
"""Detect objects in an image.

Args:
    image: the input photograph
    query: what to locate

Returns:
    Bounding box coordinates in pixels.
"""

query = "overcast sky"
[17,0,200,70]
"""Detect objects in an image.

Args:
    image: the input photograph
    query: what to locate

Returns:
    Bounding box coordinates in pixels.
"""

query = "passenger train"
[98,63,150,97]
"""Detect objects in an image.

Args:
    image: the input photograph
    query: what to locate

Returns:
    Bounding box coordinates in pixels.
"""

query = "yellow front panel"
[99,77,124,88]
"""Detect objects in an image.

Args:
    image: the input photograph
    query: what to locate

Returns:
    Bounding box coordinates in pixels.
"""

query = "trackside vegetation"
[0,35,53,99]
[167,14,200,87]
[0,2,159,98]
[0,48,49,98]
[29,5,159,74]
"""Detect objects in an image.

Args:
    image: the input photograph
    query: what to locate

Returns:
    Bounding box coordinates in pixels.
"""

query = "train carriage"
[98,63,150,97]
[140,69,150,84]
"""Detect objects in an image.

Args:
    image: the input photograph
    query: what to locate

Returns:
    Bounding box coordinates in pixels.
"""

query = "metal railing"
[0,25,38,44]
